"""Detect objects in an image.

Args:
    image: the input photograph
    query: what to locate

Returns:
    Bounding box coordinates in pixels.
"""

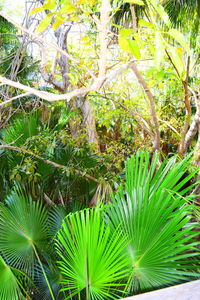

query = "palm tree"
[0,152,198,299]
[164,0,200,27]
[112,0,200,28]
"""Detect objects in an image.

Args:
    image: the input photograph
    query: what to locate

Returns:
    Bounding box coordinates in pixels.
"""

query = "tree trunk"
[182,90,200,155]
[178,79,191,154]
[80,97,100,152]
[174,57,191,155]
[130,62,161,152]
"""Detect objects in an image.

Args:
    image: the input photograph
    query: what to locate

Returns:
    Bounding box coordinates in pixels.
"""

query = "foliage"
[0,152,198,299]
[0,112,106,204]
[0,188,49,277]
[56,208,130,299]
[0,256,26,300]
[107,152,200,292]
[0,0,200,298]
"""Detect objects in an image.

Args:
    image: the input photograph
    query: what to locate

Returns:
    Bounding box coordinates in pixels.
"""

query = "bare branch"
[0,75,104,102]
[0,61,135,105]
[0,12,96,80]
[0,92,31,107]
[129,62,161,151]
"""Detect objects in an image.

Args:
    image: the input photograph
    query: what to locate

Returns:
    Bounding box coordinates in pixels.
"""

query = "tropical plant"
[0,112,105,204]
[0,256,27,300]
[56,207,131,300]
[0,188,56,299]
[107,152,200,293]
[0,152,199,299]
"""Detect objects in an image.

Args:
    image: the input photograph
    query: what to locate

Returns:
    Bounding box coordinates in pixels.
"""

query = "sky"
[1,0,25,21]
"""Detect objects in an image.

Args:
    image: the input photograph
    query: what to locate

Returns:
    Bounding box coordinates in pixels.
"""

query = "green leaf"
[139,19,154,28]
[0,256,25,300]
[128,39,141,59]
[148,0,171,26]
[36,14,52,33]
[107,152,199,293]
[168,29,190,52]
[0,189,49,277]
[168,46,186,79]
[56,208,131,299]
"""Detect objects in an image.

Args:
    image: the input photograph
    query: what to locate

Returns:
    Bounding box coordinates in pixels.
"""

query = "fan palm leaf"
[0,188,49,277]
[164,0,200,26]
[56,208,131,300]
[0,113,39,171]
[0,256,26,300]
[107,152,200,292]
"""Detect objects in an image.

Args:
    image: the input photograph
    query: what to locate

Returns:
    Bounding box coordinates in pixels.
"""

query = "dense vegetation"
[0,0,199,299]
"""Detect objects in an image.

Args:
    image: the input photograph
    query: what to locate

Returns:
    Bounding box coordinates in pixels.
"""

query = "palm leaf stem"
[32,244,55,300]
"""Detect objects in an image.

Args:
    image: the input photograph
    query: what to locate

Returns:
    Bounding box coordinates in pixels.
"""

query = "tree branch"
[0,60,136,105]
[0,75,104,102]
[0,144,99,183]
[0,12,96,80]
[129,62,161,151]
[0,92,31,107]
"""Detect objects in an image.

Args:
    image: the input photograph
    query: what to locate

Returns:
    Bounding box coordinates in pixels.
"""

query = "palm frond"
[0,188,49,278]
[56,208,131,300]
[107,152,200,292]
[0,256,25,300]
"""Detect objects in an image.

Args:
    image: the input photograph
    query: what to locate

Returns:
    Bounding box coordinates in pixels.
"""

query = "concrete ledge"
[121,280,200,300]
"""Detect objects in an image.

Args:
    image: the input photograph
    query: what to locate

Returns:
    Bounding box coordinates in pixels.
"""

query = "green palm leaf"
[0,256,25,300]
[1,113,39,171]
[56,208,131,300]
[0,188,49,277]
[107,152,199,292]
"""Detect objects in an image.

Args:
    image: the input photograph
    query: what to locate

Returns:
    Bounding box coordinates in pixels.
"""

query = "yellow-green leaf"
[52,18,65,30]
[43,0,57,9]
[119,28,133,38]
[128,39,141,59]
[119,36,131,52]
[29,6,44,15]
[139,19,154,29]
[133,33,144,47]
[36,14,52,33]
[59,4,77,14]
[148,0,171,26]
[168,46,185,79]
[168,29,190,52]
[119,36,141,59]
[16,174,21,181]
